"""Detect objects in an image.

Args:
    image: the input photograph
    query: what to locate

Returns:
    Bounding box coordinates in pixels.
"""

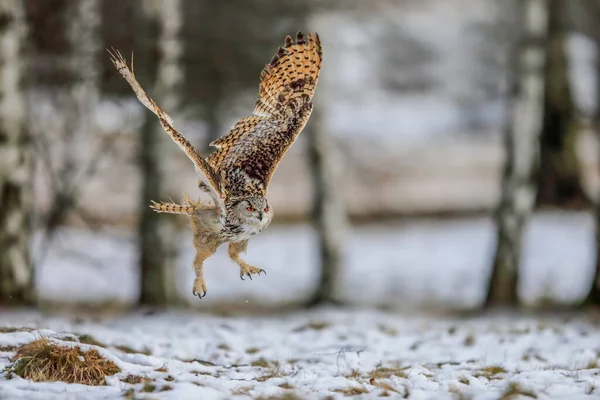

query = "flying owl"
[109,31,322,298]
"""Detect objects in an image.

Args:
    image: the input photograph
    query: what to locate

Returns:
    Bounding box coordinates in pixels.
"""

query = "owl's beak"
[259,212,265,222]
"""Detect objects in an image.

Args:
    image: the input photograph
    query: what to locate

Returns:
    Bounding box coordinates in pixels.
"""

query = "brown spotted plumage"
[109,31,322,299]
[207,30,322,201]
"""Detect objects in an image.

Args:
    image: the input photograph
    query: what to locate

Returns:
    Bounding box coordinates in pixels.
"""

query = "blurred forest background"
[2,0,600,312]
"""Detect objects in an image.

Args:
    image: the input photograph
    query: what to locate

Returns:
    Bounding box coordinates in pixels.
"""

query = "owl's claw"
[192,277,207,299]
[239,265,266,281]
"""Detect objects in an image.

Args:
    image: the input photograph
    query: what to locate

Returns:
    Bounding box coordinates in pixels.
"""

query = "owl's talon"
[239,265,265,281]
[193,277,207,298]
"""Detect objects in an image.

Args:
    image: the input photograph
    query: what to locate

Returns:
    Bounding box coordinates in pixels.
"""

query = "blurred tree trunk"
[138,0,182,305]
[584,0,600,306]
[536,0,587,208]
[0,0,34,304]
[40,0,101,244]
[306,106,347,306]
[485,0,548,308]
[204,96,222,149]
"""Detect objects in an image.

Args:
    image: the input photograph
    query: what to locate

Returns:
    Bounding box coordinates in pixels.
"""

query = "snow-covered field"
[2,308,600,399]
[3,211,597,398]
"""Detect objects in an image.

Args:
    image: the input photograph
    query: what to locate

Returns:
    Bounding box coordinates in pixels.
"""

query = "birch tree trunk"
[536,0,587,208]
[306,106,347,306]
[138,0,183,305]
[0,0,34,304]
[40,0,101,243]
[585,0,600,306]
[485,0,548,308]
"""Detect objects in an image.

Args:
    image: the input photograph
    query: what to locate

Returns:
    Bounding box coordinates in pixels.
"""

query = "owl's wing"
[207,31,322,195]
[109,49,226,211]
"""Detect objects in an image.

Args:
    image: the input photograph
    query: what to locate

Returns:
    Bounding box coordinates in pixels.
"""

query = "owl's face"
[226,197,273,235]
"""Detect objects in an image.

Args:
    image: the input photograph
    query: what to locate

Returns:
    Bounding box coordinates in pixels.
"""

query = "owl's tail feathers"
[149,200,197,215]
[253,31,322,118]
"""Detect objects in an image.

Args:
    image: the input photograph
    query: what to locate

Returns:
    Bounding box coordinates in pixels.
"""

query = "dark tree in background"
[486,0,548,308]
[536,0,588,208]
[0,0,34,304]
[585,0,600,306]
[181,0,310,148]
[307,106,347,306]
[137,0,182,306]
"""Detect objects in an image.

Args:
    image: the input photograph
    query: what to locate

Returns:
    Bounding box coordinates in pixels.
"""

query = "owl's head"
[226,197,273,232]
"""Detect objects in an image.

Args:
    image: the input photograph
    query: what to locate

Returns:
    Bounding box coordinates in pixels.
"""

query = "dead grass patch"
[251,357,279,368]
[345,368,362,379]
[373,381,401,395]
[141,382,156,392]
[0,327,33,333]
[377,324,398,336]
[77,334,106,348]
[463,334,476,346]
[368,366,408,379]
[473,365,507,379]
[499,382,537,399]
[6,338,120,385]
[333,385,369,396]
[256,366,285,382]
[448,385,472,400]
[114,344,151,356]
[121,375,154,384]
[292,321,330,332]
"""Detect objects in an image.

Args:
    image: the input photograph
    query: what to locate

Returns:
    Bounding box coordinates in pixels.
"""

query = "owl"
[109,31,322,298]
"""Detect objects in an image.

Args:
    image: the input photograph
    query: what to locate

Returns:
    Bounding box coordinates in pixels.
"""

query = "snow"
[2,308,600,399]
[7,211,598,398]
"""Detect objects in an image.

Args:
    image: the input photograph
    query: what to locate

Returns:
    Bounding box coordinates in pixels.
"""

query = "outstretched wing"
[108,49,226,212]
[207,31,322,198]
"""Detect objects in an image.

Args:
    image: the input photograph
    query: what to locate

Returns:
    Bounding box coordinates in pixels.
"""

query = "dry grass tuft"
[373,381,401,395]
[256,366,285,382]
[114,344,151,355]
[292,321,330,332]
[367,366,408,379]
[121,375,154,384]
[0,327,33,333]
[6,338,120,385]
[473,365,507,379]
[77,334,106,348]
[499,382,537,399]
[333,385,369,396]
[252,357,279,368]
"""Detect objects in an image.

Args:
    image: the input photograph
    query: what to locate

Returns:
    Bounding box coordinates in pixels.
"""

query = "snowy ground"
[35,211,596,310]
[2,308,600,399]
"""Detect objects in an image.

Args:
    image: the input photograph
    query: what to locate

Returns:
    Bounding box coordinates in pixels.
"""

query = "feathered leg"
[228,240,266,280]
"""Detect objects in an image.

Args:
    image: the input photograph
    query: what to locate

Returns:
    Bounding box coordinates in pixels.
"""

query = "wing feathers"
[108,48,226,212]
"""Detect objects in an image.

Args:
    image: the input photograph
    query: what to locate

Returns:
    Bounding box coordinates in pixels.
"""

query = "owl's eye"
[264,207,269,212]
[247,206,255,212]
